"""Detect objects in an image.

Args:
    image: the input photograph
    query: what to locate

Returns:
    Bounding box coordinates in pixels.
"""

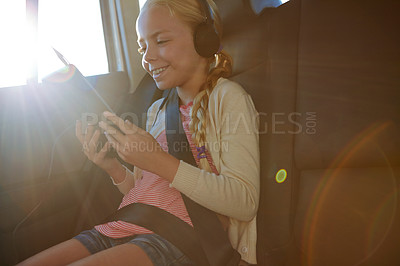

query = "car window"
[0,0,108,88]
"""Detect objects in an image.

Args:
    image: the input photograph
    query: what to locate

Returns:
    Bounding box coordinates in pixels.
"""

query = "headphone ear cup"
[194,23,220,58]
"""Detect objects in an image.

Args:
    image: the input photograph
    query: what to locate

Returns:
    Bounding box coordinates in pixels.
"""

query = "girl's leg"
[17,239,91,266]
[69,243,153,266]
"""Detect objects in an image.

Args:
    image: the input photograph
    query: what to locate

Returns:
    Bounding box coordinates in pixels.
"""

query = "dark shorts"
[73,228,194,266]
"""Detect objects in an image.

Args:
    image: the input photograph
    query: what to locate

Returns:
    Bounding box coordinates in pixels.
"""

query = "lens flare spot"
[42,64,76,83]
[275,169,287,183]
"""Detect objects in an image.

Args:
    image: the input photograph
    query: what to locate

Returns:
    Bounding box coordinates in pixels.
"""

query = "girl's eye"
[138,47,146,55]
[157,40,168,45]
[137,40,168,55]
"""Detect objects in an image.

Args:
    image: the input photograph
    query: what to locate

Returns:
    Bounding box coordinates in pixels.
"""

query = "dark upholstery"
[238,0,400,265]
[291,0,400,265]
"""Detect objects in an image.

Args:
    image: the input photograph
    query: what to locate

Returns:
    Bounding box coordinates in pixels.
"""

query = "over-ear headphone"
[194,0,221,58]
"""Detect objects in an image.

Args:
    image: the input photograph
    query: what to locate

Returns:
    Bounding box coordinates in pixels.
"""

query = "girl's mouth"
[152,66,168,79]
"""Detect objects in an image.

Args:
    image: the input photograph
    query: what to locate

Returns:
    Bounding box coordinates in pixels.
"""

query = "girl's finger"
[75,120,84,144]
[88,130,101,158]
[102,112,125,131]
[123,119,144,135]
[104,131,118,148]
[84,125,95,145]
[95,140,110,161]
[99,121,126,143]
[103,112,141,135]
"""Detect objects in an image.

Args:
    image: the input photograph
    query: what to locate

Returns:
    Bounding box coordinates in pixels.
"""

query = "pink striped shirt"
[95,101,219,238]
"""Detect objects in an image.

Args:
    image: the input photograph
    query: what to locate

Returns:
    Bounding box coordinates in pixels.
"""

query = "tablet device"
[42,49,121,157]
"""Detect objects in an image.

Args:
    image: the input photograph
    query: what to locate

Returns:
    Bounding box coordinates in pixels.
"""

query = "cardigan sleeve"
[170,85,260,222]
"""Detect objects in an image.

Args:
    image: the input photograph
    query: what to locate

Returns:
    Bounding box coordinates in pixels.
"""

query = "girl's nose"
[143,46,156,63]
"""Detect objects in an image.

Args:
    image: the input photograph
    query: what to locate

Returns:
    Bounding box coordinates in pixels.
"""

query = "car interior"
[0,0,399,265]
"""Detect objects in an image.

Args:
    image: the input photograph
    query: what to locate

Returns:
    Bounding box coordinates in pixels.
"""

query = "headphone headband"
[194,0,220,57]
[197,0,214,25]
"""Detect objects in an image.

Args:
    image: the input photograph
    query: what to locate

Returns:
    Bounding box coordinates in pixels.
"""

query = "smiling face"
[136,5,209,92]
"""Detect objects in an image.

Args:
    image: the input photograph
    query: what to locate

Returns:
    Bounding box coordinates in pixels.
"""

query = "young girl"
[19,0,259,265]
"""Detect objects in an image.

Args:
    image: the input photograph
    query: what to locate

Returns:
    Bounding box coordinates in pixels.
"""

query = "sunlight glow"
[0,0,108,88]
[139,0,147,9]
[0,0,27,87]
[38,0,108,81]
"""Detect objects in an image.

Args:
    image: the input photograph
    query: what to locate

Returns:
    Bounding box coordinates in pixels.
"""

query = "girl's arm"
[170,86,260,222]
[111,165,141,195]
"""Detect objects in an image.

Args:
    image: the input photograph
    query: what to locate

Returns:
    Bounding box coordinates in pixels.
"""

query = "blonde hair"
[142,0,233,171]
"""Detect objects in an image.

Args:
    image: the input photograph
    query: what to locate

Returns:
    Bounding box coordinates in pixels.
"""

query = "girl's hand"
[75,120,124,178]
[99,111,179,181]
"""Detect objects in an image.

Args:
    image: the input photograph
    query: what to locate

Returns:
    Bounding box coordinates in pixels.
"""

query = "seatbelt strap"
[103,202,209,265]
[165,88,241,266]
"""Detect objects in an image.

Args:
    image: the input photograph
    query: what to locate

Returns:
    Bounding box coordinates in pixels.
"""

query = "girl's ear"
[193,22,220,58]
[192,0,220,58]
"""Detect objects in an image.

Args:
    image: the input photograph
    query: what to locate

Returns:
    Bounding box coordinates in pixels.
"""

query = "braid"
[189,50,233,171]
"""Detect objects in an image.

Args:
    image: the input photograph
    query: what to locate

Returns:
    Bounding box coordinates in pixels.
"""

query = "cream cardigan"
[114,78,260,264]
